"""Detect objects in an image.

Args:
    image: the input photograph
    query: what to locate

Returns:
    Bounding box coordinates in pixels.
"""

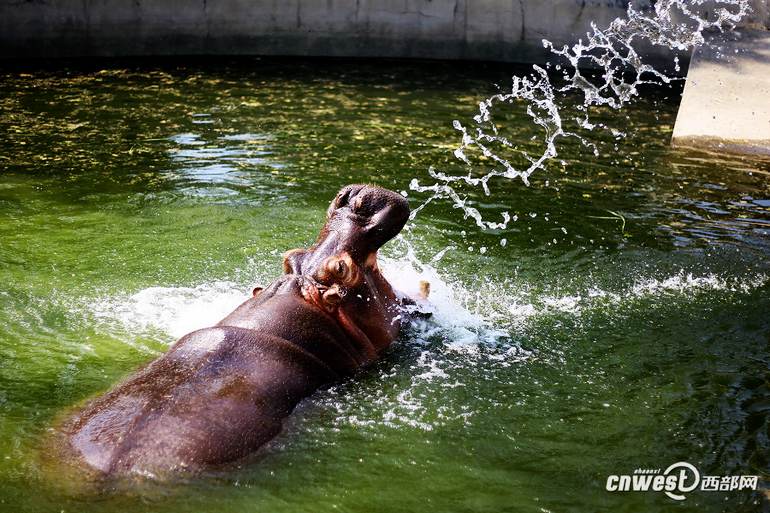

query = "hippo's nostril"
[328,185,367,218]
[335,185,364,208]
[335,192,348,208]
[351,195,364,213]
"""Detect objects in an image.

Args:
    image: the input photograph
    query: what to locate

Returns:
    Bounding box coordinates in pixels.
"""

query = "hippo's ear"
[282,248,308,274]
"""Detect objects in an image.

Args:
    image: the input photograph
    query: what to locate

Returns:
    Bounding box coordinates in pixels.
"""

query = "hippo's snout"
[327,184,410,250]
[329,184,407,217]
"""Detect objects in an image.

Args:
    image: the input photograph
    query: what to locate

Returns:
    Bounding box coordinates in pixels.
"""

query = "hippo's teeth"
[419,280,431,299]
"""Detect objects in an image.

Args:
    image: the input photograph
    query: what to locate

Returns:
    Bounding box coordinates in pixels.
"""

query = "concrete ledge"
[672,29,770,155]
[672,136,770,156]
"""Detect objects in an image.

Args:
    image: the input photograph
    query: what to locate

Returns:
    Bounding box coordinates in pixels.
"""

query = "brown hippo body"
[60,185,414,477]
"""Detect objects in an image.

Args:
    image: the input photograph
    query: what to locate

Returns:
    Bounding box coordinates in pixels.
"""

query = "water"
[1,58,769,512]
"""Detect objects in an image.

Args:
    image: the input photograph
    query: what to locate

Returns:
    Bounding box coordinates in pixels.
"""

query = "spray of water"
[408,0,752,230]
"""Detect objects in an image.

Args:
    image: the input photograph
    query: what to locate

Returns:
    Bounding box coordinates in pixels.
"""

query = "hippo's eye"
[317,253,360,289]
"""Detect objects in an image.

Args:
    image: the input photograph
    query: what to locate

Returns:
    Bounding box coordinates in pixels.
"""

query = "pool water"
[0,58,768,512]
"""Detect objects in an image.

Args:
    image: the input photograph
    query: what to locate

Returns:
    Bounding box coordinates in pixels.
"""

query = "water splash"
[88,281,248,343]
[76,255,769,430]
[303,264,769,433]
[82,257,768,354]
[409,0,752,230]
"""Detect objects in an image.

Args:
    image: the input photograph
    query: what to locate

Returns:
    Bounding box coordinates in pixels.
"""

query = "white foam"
[381,257,499,341]
[90,281,248,341]
[381,247,770,348]
[530,271,770,321]
[629,272,768,296]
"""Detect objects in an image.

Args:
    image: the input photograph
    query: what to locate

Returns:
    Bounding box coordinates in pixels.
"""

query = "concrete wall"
[0,0,656,62]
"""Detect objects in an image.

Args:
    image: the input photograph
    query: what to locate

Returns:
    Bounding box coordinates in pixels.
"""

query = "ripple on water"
[164,132,285,198]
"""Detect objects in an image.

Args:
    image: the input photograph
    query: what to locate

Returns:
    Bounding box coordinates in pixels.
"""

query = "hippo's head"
[324,184,410,257]
[283,184,409,280]
[279,185,409,355]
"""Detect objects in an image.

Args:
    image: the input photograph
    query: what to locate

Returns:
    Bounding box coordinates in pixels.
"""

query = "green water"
[0,58,769,513]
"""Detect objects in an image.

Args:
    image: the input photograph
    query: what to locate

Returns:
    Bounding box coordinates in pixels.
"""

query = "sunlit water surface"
[0,59,769,512]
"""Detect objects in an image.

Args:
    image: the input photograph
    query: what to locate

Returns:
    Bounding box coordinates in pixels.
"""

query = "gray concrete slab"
[672,29,770,156]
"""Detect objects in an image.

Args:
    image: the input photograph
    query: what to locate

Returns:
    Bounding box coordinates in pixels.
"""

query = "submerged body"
[59,185,413,477]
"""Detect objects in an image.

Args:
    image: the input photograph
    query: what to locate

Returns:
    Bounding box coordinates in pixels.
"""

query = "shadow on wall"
[696,27,770,67]
[745,0,770,29]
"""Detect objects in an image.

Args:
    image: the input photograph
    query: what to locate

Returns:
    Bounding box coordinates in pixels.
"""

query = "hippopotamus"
[57,184,426,478]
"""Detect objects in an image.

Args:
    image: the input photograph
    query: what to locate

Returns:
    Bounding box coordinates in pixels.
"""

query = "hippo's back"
[61,326,336,477]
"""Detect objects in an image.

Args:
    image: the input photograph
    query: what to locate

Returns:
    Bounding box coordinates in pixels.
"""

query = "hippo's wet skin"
[59,185,418,478]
